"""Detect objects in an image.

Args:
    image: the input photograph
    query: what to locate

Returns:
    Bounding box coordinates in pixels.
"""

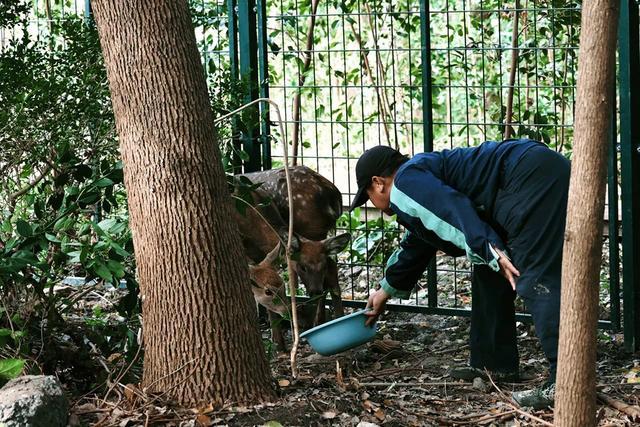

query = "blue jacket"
[381,138,546,298]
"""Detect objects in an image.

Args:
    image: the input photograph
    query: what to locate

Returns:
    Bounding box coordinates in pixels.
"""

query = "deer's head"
[248,244,288,316]
[292,232,350,296]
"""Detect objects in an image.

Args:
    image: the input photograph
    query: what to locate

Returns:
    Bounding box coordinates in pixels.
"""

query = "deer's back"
[242,166,342,240]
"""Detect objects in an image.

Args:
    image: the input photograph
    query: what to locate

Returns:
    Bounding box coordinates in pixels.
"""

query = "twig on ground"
[597,392,640,422]
[485,370,553,426]
[432,344,469,355]
[359,381,472,388]
[100,341,143,405]
[446,409,517,425]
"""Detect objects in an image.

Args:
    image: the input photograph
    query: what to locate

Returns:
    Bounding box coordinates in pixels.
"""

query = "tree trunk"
[91,0,275,406]
[555,1,618,426]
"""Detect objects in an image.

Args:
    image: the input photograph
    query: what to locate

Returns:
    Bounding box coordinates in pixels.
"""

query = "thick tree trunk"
[555,1,618,426]
[91,0,275,405]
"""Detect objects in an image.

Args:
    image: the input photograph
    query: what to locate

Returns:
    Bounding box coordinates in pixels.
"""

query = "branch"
[214,98,300,378]
[486,370,554,427]
[597,392,640,422]
[349,20,392,147]
[503,0,520,140]
[290,0,320,166]
[365,3,401,149]
[8,163,53,209]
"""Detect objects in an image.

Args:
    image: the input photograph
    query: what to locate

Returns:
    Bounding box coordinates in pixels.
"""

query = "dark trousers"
[470,144,570,380]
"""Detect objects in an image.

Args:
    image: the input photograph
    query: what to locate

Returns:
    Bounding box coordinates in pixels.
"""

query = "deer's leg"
[326,257,344,317]
[268,310,286,352]
[270,284,289,352]
[313,293,326,326]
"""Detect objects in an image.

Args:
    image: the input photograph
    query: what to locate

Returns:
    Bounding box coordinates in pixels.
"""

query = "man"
[350,139,570,409]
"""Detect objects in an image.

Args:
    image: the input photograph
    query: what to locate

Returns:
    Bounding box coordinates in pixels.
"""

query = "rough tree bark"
[555,1,619,426]
[91,0,275,405]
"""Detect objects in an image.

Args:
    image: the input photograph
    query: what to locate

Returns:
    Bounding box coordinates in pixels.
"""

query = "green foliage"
[0,358,24,381]
[337,208,400,265]
[263,0,580,156]
[0,2,138,378]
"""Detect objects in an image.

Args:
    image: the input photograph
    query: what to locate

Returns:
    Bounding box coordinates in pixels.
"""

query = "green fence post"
[227,0,242,173]
[237,0,261,172]
[618,0,640,351]
[420,0,438,308]
[608,94,621,332]
[256,0,271,170]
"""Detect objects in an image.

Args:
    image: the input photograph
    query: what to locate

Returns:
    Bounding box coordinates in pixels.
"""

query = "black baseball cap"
[349,145,407,211]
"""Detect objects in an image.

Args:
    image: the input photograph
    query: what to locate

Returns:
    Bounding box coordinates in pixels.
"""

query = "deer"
[242,165,350,327]
[231,176,293,351]
[246,243,289,351]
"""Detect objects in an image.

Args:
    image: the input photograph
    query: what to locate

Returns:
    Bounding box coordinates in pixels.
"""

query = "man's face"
[365,176,394,215]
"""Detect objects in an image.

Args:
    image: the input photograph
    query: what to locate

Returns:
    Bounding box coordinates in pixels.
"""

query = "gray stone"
[472,376,490,393]
[0,375,68,427]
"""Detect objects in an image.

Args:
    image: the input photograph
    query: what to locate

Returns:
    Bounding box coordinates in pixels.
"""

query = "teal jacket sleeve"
[380,230,436,299]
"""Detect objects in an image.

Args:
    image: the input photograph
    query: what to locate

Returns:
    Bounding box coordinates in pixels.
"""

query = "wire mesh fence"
[3,0,635,335]
[258,0,622,327]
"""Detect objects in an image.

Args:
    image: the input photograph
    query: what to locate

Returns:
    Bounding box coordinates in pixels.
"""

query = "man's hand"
[365,288,391,326]
[494,247,520,290]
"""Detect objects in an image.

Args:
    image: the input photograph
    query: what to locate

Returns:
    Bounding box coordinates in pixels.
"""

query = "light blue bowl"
[300,309,377,356]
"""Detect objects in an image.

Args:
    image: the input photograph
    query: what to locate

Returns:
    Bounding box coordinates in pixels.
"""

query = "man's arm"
[365,230,435,325]
[379,230,437,299]
[391,167,507,272]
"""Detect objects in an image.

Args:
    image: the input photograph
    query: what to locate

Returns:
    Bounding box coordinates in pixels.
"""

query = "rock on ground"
[0,375,68,427]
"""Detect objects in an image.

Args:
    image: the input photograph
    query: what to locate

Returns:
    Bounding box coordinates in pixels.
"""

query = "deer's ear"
[323,232,351,255]
[260,243,281,267]
[277,231,300,253]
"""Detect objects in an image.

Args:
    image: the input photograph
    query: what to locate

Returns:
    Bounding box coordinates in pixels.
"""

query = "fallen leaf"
[624,367,640,383]
[118,418,135,427]
[362,400,375,412]
[196,403,215,414]
[321,411,337,419]
[278,379,290,387]
[196,414,212,426]
[123,384,138,402]
[263,421,284,427]
[374,408,386,421]
[107,353,122,363]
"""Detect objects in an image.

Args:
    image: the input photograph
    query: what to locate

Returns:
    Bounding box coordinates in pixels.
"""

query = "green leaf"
[109,242,130,257]
[107,260,125,278]
[45,233,61,243]
[15,220,32,237]
[238,150,250,161]
[93,262,113,282]
[65,251,82,263]
[94,177,114,187]
[0,359,25,380]
[79,192,100,204]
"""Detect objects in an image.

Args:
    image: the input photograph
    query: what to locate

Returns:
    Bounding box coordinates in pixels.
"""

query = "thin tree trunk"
[349,21,392,147]
[503,0,519,140]
[92,0,275,406]
[555,1,619,426]
[291,0,320,166]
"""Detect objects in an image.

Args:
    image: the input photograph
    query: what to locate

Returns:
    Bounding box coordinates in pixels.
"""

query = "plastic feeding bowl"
[300,309,377,356]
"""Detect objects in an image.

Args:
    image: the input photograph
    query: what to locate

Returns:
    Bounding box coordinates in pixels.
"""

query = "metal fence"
[228,0,640,350]
[5,0,638,350]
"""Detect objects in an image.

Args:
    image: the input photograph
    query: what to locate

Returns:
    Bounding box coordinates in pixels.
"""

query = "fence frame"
[230,0,638,348]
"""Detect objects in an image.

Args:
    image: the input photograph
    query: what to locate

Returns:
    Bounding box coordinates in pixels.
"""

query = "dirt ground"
[71,303,640,426]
